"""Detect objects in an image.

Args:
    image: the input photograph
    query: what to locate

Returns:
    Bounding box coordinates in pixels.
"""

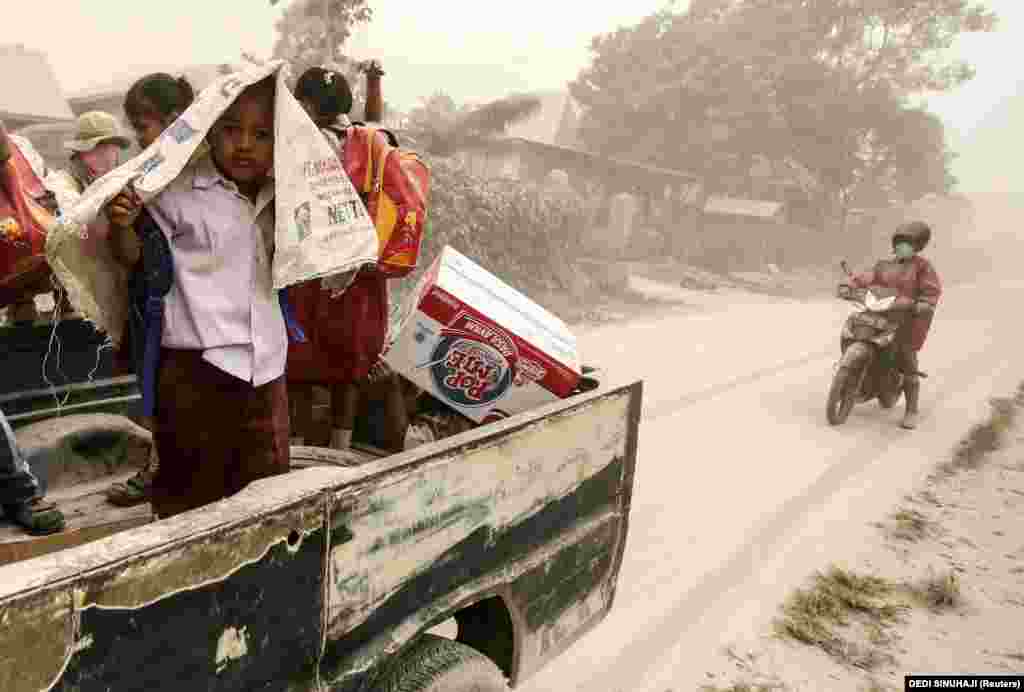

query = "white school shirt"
[147,155,288,386]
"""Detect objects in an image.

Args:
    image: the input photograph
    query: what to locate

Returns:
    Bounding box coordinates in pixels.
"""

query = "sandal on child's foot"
[106,464,155,507]
[2,497,66,536]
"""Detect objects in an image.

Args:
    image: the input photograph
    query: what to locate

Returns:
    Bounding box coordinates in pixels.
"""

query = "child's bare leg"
[330,382,360,449]
[288,383,314,445]
[377,375,410,453]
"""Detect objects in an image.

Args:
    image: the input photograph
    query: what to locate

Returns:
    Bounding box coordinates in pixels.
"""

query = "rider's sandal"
[901,412,919,430]
[2,497,66,536]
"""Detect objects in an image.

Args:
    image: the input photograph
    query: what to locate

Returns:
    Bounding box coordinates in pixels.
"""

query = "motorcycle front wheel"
[828,342,872,425]
[826,365,858,425]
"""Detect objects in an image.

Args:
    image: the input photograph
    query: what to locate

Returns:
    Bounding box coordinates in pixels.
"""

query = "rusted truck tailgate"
[0,380,642,692]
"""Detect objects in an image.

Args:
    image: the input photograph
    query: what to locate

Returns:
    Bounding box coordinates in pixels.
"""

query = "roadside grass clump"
[908,568,962,611]
[941,395,1020,475]
[885,507,936,542]
[772,565,906,668]
[860,681,895,692]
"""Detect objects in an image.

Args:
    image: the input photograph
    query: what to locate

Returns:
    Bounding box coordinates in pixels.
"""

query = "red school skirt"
[286,270,389,385]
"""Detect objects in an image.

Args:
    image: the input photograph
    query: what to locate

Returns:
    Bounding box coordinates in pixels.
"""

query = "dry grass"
[859,681,895,692]
[885,507,936,542]
[942,396,1020,474]
[909,569,962,611]
[772,562,967,669]
[772,565,906,668]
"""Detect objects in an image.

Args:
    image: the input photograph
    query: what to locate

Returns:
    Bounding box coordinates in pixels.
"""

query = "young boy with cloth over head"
[121,76,292,519]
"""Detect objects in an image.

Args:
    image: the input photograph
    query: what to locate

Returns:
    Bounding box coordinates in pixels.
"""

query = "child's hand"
[366,358,391,383]
[107,190,142,229]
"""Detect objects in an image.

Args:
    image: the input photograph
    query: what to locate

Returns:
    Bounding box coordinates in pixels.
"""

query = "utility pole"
[323,0,332,65]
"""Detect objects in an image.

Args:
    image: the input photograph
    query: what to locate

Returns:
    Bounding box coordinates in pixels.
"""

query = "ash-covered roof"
[68,64,230,107]
[703,196,784,219]
[503,89,579,148]
[0,45,73,123]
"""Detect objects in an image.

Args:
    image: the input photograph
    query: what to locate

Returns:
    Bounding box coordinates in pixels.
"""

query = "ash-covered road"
[520,273,1023,691]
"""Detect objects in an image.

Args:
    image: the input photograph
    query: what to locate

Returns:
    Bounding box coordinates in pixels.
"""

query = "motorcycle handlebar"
[837,285,914,311]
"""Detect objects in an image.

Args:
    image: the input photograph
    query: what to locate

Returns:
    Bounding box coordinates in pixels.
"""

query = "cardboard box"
[384,246,581,423]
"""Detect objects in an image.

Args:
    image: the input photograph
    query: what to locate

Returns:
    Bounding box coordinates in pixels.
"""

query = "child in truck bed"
[104,72,197,508]
[286,67,409,453]
[133,77,291,519]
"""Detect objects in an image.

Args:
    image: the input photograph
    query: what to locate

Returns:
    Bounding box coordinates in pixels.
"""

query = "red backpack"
[334,124,429,278]
[0,131,53,307]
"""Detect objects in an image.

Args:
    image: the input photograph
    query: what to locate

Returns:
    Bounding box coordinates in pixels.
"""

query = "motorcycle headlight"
[852,325,876,341]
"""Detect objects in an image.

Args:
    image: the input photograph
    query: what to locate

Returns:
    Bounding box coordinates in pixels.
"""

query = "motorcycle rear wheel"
[826,366,858,425]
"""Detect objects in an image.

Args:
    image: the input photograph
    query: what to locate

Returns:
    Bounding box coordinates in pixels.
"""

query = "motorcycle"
[826,261,915,426]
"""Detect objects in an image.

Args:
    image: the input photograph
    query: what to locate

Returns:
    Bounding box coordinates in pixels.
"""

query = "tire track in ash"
[639,278,991,422]
[645,347,835,421]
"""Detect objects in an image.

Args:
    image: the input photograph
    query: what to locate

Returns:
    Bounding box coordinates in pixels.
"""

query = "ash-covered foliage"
[404,155,585,299]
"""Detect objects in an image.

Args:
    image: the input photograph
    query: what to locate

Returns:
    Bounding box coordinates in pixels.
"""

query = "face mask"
[893,242,915,260]
[78,142,122,179]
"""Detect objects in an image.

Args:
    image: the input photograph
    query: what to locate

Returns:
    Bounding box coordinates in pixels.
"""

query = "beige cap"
[64,111,131,153]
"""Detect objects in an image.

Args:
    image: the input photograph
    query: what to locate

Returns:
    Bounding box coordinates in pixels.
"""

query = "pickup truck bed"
[0,379,642,692]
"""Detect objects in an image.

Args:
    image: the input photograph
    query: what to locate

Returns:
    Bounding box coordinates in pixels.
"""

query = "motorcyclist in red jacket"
[842,221,942,429]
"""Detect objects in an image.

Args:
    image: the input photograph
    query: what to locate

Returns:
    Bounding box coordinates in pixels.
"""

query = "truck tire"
[373,634,510,692]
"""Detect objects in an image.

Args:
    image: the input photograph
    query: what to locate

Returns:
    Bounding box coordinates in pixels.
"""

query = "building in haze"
[16,64,230,169]
[0,44,74,130]
[454,88,707,260]
[457,89,581,181]
[66,64,229,120]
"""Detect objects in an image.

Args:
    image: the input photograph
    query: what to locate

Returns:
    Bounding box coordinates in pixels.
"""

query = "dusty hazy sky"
[8,0,1020,187]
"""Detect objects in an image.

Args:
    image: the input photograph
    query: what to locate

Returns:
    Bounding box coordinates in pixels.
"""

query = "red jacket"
[850,255,942,352]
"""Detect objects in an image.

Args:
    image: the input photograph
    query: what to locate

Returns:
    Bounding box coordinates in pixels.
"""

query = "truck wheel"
[373,634,509,692]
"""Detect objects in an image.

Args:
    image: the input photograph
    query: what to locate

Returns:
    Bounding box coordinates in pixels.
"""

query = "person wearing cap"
[43,112,133,340]
[47,111,132,214]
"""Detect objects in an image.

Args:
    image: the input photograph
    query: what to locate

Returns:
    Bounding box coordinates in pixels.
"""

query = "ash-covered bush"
[425,156,582,289]
[390,155,586,317]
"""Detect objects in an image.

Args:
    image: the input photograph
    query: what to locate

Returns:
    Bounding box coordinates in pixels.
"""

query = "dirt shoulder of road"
[696,389,1024,692]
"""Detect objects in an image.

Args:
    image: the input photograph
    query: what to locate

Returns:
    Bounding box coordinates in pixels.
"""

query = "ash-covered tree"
[405,91,542,157]
[404,91,466,149]
[747,0,994,224]
[270,0,371,72]
[571,0,997,227]
[268,0,390,120]
[571,5,790,178]
[871,109,959,203]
